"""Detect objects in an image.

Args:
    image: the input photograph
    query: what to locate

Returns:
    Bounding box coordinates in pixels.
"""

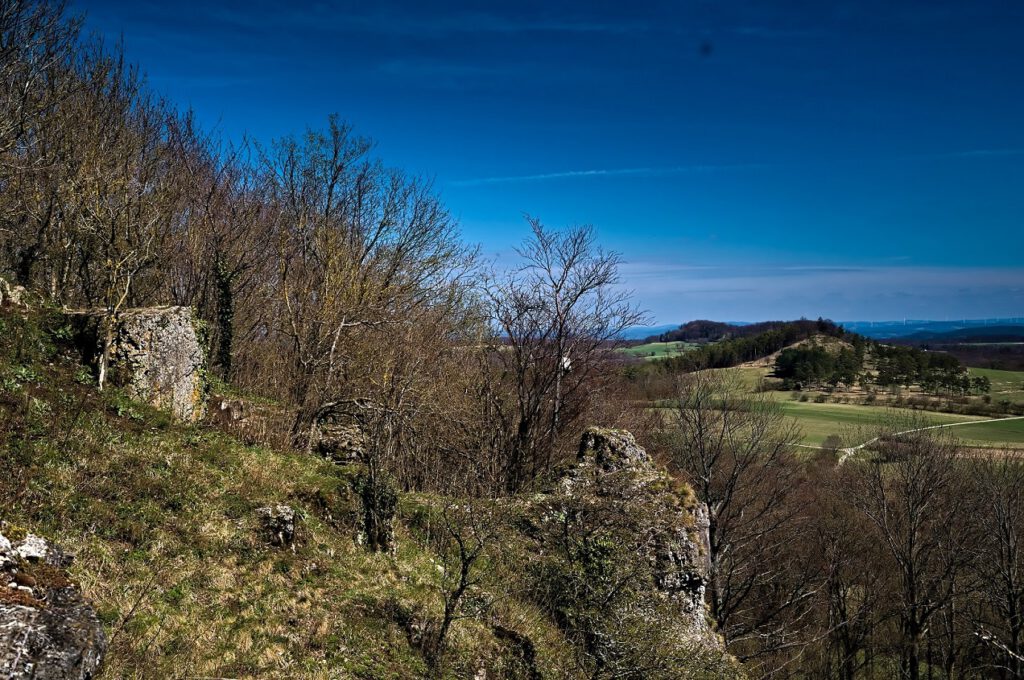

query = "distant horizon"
[626,316,1024,337]
[633,316,1024,326]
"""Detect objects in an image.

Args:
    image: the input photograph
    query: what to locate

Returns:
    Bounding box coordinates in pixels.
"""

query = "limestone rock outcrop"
[0,278,29,308]
[314,423,366,464]
[539,427,716,644]
[0,531,106,679]
[70,306,207,422]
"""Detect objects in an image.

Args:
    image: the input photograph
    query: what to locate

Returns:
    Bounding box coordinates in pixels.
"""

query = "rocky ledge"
[534,427,718,646]
[1,531,106,679]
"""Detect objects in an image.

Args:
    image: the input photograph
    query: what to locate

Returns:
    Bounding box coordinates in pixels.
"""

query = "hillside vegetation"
[5,3,1024,678]
[0,306,735,678]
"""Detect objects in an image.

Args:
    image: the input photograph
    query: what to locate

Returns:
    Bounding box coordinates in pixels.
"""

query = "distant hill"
[638,317,1024,340]
[842,319,1024,339]
[899,325,1024,342]
[647,320,736,343]
[644,319,828,344]
[631,318,1024,343]
[619,323,681,340]
[632,319,853,373]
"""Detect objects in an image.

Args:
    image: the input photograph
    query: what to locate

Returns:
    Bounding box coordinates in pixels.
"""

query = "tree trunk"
[906,626,921,680]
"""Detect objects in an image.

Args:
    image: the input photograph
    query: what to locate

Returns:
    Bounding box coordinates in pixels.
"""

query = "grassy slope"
[0,309,580,679]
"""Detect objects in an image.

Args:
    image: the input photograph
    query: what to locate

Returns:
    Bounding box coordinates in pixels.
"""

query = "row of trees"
[0,0,643,497]
[661,371,1024,679]
[772,341,991,395]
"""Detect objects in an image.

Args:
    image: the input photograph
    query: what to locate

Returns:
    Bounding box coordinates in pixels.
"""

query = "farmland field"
[969,367,1024,403]
[656,365,1024,450]
[620,341,697,360]
[942,417,1024,448]
[775,401,991,447]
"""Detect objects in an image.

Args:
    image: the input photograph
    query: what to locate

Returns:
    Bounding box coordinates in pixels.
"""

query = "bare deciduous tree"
[850,419,976,680]
[482,218,647,492]
[425,501,500,671]
[665,369,814,665]
[970,452,1024,678]
[262,117,473,442]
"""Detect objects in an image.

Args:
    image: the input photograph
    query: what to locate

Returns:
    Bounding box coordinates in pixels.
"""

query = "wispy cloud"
[451,146,1024,187]
[620,264,1024,323]
[449,162,776,187]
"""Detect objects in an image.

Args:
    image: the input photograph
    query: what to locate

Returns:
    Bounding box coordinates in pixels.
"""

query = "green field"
[969,367,1024,403]
[775,400,989,447]
[655,366,1024,450]
[938,417,1024,448]
[620,341,697,360]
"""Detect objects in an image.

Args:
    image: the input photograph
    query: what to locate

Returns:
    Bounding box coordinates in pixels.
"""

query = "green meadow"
[775,400,991,447]
[620,341,698,360]
[969,367,1024,404]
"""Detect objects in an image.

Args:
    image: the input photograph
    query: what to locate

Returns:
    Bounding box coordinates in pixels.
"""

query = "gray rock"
[11,535,72,569]
[212,398,247,423]
[0,533,106,679]
[577,427,651,472]
[256,505,296,547]
[314,423,365,464]
[553,427,716,644]
[68,306,208,422]
[0,278,29,308]
[13,535,49,564]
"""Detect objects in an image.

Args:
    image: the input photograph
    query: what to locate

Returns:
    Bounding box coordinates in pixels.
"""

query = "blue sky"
[74,0,1024,322]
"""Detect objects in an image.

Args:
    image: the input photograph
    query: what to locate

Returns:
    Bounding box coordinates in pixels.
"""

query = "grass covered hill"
[0,305,736,679]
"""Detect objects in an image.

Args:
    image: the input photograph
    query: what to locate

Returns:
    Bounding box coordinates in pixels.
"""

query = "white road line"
[834,415,1024,464]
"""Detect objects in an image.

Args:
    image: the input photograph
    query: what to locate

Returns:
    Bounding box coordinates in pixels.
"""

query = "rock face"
[70,306,207,422]
[314,423,366,464]
[548,427,715,643]
[0,278,29,308]
[0,532,106,679]
[256,505,297,548]
[576,427,652,472]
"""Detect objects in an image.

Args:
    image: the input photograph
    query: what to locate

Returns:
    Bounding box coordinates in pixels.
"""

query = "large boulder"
[69,306,207,422]
[0,532,106,679]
